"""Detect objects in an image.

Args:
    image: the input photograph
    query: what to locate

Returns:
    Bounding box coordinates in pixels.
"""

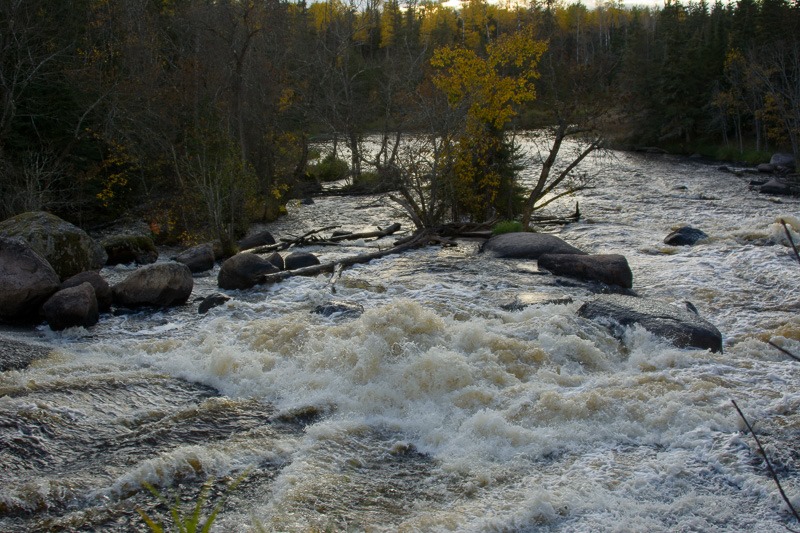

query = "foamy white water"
[1,145,799,532]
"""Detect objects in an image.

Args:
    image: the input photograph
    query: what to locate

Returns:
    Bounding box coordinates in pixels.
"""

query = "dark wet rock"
[238,230,276,251]
[301,197,315,205]
[0,211,106,280]
[760,178,792,195]
[42,282,99,331]
[112,262,193,307]
[285,251,321,270]
[312,301,364,318]
[0,335,52,371]
[102,234,158,266]
[757,163,775,173]
[770,153,796,170]
[578,294,723,352]
[198,293,231,314]
[664,226,708,246]
[538,253,633,288]
[175,243,216,273]
[0,236,61,322]
[218,253,280,290]
[61,270,112,311]
[266,252,284,271]
[482,232,586,259]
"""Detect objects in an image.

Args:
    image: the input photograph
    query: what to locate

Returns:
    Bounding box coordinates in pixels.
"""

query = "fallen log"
[256,230,436,285]
[250,223,402,254]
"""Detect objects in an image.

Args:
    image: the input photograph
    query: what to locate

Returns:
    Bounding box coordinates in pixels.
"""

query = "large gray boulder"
[538,254,633,288]
[61,271,112,311]
[483,232,585,259]
[284,252,320,270]
[770,153,796,170]
[102,234,158,266]
[218,253,280,290]
[578,294,722,352]
[0,236,61,321]
[0,211,106,280]
[760,178,792,195]
[175,243,216,273]
[238,230,276,251]
[42,282,99,331]
[112,262,193,307]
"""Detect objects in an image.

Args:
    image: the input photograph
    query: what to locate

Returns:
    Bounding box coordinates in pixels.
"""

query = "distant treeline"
[1,0,797,241]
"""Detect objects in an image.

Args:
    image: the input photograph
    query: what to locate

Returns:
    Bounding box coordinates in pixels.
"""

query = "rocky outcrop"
[175,243,216,273]
[112,262,193,307]
[238,230,276,251]
[61,271,112,311]
[102,234,158,266]
[578,294,723,352]
[664,226,708,246]
[0,236,61,322]
[312,301,364,318]
[42,282,99,331]
[0,211,106,280]
[538,254,633,288]
[218,253,280,290]
[285,252,321,270]
[482,232,585,259]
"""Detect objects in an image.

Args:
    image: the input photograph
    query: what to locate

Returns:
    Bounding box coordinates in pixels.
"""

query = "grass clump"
[492,220,524,235]
[308,153,349,182]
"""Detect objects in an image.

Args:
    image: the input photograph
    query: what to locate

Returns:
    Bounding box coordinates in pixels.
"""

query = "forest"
[1,0,798,248]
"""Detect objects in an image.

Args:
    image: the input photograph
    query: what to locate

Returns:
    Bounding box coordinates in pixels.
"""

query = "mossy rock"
[0,211,107,280]
[102,234,158,266]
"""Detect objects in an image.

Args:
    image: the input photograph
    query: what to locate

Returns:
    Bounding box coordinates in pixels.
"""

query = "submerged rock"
[538,253,633,288]
[113,262,193,307]
[664,226,708,246]
[0,236,61,322]
[218,253,280,290]
[198,293,231,314]
[578,294,723,352]
[482,232,585,259]
[312,301,364,318]
[0,211,106,280]
[42,282,99,331]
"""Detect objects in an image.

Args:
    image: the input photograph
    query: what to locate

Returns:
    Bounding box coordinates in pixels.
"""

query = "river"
[1,141,799,532]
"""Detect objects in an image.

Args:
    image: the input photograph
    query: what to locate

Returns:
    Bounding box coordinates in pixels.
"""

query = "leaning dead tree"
[248,223,402,254]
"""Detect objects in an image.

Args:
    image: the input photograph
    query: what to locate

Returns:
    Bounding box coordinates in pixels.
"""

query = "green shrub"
[309,154,349,182]
[492,220,524,234]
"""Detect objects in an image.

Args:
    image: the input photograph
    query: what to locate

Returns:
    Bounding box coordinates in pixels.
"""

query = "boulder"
[482,232,586,259]
[42,282,99,331]
[112,262,193,307]
[0,211,106,280]
[770,153,796,170]
[102,234,158,266]
[538,254,633,288]
[757,163,775,173]
[61,271,112,311]
[238,230,276,251]
[198,293,231,314]
[578,294,723,352]
[285,251,321,270]
[663,226,708,246]
[312,301,364,318]
[175,243,216,273]
[0,236,61,321]
[218,253,280,290]
[266,252,285,271]
[760,178,792,195]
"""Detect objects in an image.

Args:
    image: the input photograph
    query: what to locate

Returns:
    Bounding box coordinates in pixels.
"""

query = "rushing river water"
[2,143,800,532]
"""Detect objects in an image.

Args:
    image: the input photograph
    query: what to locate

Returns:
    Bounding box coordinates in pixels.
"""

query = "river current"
[2,141,800,532]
